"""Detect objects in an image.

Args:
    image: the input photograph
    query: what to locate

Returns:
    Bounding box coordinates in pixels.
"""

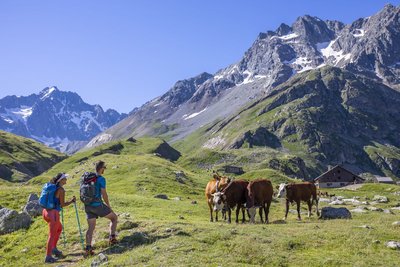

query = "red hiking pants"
[42,209,62,256]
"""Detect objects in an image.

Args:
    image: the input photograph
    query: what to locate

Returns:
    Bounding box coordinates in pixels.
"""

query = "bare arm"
[101,188,111,209]
[56,188,76,207]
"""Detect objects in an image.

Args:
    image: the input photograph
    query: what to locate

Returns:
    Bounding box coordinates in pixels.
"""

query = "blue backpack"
[39,183,58,209]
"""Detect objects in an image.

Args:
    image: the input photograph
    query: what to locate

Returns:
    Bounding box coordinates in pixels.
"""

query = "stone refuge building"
[314,165,364,188]
[373,176,395,184]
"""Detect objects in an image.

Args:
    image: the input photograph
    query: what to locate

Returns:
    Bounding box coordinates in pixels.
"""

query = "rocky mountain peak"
[292,15,335,43]
[276,23,292,36]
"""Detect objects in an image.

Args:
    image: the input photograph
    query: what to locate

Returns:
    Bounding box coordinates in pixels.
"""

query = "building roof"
[314,165,364,182]
[374,176,394,183]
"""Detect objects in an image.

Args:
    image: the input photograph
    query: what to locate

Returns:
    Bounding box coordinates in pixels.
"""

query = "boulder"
[320,207,352,219]
[23,201,43,217]
[392,221,400,226]
[27,193,39,202]
[0,208,31,235]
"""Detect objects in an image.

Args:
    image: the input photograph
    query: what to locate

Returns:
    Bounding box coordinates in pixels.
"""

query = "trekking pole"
[73,202,85,250]
[60,208,66,247]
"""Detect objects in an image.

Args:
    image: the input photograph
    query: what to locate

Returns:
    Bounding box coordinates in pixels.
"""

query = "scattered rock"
[23,201,43,217]
[0,208,31,235]
[351,208,367,213]
[383,209,394,214]
[173,197,182,201]
[372,195,389,203]
[119,213,131,219]
[343,199,362,205]
[165,228,175,233]
[391,207,400,211]
[386,241,400,250]
[392,221,400,226]
[318,198,331,203]
[357,225,373,229]
[191,200,197,205]
[179,215,184,220]
[112,165,119,169]
[118,221,138,231]
[21,248,28,253]
[154,194,169,200]
[27,193,39,202]
[373,240,380,244]
[320,207,352,219]
[329,200,344,205]
[367,207,383,212]
[175,171,187,184]
[361,201,370,205]
[91,253,108,266]
[393,191,400,196]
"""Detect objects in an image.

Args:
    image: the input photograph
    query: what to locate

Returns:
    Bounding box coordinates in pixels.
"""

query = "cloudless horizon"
[1,0,399,113]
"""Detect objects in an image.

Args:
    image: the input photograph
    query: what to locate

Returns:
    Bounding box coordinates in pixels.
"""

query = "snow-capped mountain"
[0,86,127,153]
[87,4,400,149]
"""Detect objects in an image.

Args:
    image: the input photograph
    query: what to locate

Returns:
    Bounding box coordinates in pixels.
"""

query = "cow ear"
[222,194,227,200]
[275,185,279,190]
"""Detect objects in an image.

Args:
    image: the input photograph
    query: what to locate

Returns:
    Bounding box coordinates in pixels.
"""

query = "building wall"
[316,182,353,188]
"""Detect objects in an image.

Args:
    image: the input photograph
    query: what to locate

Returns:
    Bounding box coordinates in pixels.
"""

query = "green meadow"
[0,138,399,266]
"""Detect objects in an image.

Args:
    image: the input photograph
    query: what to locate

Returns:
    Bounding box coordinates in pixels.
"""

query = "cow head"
[276,183,288,198]
[212,192,226,211]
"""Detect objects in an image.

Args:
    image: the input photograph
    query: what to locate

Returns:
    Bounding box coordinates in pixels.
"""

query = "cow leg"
[296,200,301,221]
[284,200,289,220]
[215,210,219,222]
[208,203,213,222]
[241,207,246,224]
[315,197,320,216]
[227,208,232,224]
[307,200,312,217]
[259,207,263,223]
[235,205,240,224]
[265,201,271,224]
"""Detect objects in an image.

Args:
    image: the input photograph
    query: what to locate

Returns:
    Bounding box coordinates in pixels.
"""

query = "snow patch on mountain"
[40,87,56,100]
[353,29,365,38]
[318,39,352,65]
[183,107,208,120]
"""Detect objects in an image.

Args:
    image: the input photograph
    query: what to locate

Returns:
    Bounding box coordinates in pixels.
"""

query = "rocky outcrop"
[0,208,31,235]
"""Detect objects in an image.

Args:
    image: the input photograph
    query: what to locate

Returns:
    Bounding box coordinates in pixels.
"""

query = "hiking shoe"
[44,255,57,263]
[52,247,64,258]
[84,245,95,257]
[109,235,118,246]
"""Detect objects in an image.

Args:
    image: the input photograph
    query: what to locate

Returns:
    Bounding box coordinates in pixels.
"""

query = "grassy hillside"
[0,137,399,266]
[0,131,67,182]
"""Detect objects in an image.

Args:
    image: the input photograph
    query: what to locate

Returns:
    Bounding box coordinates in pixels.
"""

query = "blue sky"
[0,1,399,113]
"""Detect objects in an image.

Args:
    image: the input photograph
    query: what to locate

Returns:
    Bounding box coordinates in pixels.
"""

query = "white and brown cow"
[205,173,230,222]
[212,180,248,223]
[276,182,319,220]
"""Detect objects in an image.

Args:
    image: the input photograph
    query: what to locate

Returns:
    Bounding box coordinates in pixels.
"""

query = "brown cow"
[276,182,319,220]
[246,179,274,224]
[212,180,248,223]
[205,173,230,222]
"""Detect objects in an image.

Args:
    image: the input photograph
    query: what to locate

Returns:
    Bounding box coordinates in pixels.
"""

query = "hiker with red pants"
[40,173,76,263]
[84,160,118,256]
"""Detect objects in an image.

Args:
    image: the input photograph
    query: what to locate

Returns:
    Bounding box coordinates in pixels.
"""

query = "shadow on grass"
[101,230,181,255]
